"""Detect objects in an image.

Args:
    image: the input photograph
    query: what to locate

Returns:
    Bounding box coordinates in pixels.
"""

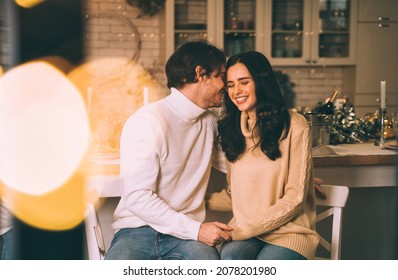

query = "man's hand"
[198,222,233,247]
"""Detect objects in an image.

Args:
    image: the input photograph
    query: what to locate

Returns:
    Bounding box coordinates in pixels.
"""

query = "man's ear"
[195,66,207,81]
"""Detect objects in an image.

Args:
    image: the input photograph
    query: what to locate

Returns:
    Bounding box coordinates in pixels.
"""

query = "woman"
[207,51,319,260]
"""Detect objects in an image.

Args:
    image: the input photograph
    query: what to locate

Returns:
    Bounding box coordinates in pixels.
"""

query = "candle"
[143,87,149,105]
[380,80,386,108]
[87,86,93,113]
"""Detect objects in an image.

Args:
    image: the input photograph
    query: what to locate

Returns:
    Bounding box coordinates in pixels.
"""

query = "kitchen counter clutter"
[313,141,397,188]
[312,141,398,167]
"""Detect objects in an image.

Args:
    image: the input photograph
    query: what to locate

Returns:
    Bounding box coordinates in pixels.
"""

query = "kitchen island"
[313,142,397,188]
[312,142,398,260]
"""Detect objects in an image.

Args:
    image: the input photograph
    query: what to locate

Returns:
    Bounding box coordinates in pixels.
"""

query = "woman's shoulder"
[289,110,309,128]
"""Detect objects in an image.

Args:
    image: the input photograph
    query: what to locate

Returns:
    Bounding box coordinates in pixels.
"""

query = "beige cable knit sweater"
[208,111,319,259]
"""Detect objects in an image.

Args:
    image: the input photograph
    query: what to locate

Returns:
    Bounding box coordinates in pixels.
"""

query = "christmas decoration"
[312,98,385,145]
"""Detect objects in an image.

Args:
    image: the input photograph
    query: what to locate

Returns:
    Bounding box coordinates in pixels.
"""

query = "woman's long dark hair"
[218,51,291,162]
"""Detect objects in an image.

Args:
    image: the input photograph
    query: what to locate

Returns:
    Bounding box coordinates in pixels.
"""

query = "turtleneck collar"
[165,87,207,123]
[240,110,257,137]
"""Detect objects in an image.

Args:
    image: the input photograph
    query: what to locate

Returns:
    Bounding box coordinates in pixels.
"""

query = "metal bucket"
[304,113,332,147]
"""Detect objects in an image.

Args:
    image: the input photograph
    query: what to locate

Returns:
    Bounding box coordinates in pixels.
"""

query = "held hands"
[198,222,233,247]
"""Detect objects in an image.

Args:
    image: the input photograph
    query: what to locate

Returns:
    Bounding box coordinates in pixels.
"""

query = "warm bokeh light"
[0,60,89,230]
[15,0,44,8]
[68,57,165,108]
[68,57,166,155]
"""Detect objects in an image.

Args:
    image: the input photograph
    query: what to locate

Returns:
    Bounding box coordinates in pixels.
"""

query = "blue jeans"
[0,229,17,260]
[221,238,307,260]
[105,226,220,260]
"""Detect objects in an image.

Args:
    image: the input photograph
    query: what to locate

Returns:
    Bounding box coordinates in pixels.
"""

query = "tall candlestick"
[143,87,149,105]
[380,80,386,108]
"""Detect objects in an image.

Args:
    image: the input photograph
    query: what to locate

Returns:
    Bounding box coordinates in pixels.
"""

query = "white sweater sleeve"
[118,111,201,240]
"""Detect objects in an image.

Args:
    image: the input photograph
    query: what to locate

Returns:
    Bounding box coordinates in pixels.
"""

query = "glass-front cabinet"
[165,0,261,60]
[165,0,357,66]
[267,0,357,65]
[170,0,211,50]
[222,0,257,57]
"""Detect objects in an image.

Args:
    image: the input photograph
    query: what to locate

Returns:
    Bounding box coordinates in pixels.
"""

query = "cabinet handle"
[306,59,311,64]
[312,60,318,64]
[378,23,390,28]
[378,17,390,21]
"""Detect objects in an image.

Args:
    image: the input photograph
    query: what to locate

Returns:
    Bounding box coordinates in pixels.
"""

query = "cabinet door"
[221,0,257,57]
[355,22,398,115]
[358,0,398,22]
[265,0,310,65]
[316,0,357,65]
[165,0,216,61]
[267,0,356,66]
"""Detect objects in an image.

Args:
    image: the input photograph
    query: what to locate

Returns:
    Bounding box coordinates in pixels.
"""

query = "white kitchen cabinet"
[265,0,357,66]
[358,0,398,22]
[165,0,357,66]
[165,0,259,60]
[354,0,398,116]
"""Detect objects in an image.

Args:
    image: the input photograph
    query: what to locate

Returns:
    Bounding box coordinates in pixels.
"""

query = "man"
[105,41,233,260]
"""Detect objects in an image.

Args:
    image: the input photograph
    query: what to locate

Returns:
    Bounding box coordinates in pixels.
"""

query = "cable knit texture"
[208,111,319,259]
[113,88,218,241]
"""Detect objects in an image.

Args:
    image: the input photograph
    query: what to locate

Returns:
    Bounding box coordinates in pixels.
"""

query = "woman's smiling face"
[226,62,257,118]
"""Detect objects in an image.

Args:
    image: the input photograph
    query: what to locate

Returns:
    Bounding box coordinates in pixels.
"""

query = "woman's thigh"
[220,238,264,260]
[256,242,307,260]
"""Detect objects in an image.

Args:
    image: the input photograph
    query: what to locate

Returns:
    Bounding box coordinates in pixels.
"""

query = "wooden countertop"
[313,154,398,167]
[312,142,398,167]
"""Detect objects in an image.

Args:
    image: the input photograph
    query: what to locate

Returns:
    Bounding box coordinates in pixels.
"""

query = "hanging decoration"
[126,0,165,17]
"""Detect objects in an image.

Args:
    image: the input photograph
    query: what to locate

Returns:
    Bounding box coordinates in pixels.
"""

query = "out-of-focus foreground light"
[0,61,90,230]
[15,0,44,8]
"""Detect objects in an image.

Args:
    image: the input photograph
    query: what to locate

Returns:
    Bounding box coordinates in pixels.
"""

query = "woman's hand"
[314,177,327,200]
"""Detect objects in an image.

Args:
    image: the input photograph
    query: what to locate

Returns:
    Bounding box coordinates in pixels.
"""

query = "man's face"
[200,65,226,109]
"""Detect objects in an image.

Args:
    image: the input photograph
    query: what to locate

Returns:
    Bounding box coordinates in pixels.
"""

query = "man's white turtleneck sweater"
[112,88,219,241]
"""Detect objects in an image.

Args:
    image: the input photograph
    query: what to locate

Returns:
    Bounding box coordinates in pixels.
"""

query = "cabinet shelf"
[175,29,207,33]
[224,29,255,34]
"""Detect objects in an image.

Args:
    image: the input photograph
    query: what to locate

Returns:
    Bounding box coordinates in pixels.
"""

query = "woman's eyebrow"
[227,77,250,83]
